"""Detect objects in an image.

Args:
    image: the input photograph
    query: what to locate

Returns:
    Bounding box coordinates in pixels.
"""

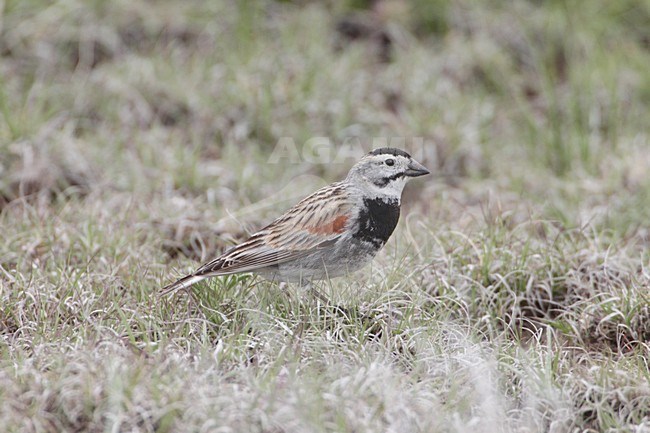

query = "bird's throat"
[353,197,400,248]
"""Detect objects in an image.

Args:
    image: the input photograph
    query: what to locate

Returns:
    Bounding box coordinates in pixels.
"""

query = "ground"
[1,1,650,432]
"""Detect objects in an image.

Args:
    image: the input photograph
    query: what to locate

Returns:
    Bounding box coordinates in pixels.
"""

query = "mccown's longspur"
[161,148,429,294]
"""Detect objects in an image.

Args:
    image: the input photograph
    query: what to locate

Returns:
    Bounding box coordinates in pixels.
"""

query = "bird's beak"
[404,159,430,177]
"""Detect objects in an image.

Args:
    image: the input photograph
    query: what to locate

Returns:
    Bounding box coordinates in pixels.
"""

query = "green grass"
[1,0,649,431]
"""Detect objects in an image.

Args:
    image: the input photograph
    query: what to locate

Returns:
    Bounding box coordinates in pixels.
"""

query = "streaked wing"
[193,182,353,277]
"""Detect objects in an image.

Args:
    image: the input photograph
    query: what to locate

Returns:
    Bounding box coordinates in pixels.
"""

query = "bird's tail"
[160,273,207,296]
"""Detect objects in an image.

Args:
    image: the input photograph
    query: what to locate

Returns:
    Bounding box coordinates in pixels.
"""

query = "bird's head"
[347,148,430,198]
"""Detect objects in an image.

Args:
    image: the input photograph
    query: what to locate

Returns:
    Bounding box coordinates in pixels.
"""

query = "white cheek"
[366,176,407,199]
[387,177,408,194]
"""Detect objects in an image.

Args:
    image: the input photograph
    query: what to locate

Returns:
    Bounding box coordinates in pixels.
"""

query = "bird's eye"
[385,158,395,166]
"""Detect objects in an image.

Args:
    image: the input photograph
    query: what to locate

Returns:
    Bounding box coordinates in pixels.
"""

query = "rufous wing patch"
[332,215,348,233]
[307,215,348,235]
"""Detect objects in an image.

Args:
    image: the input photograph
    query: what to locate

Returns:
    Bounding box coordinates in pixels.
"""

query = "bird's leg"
[302,280,358,320]
[302,280,331,305]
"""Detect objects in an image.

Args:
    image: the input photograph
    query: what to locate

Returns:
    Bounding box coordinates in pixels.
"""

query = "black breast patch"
[353,197,400,248]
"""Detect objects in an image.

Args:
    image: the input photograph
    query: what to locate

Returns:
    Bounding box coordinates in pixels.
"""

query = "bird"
[161,148,429,296]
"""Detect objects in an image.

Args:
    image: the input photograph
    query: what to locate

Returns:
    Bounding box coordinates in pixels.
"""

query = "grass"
[1,0,650,431]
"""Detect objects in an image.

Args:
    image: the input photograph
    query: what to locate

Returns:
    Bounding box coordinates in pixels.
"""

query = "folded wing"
[196,182,352,275]
[161,182,354,294]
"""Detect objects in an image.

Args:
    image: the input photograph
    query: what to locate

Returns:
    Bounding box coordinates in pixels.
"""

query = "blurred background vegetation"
[1,0,648,198]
